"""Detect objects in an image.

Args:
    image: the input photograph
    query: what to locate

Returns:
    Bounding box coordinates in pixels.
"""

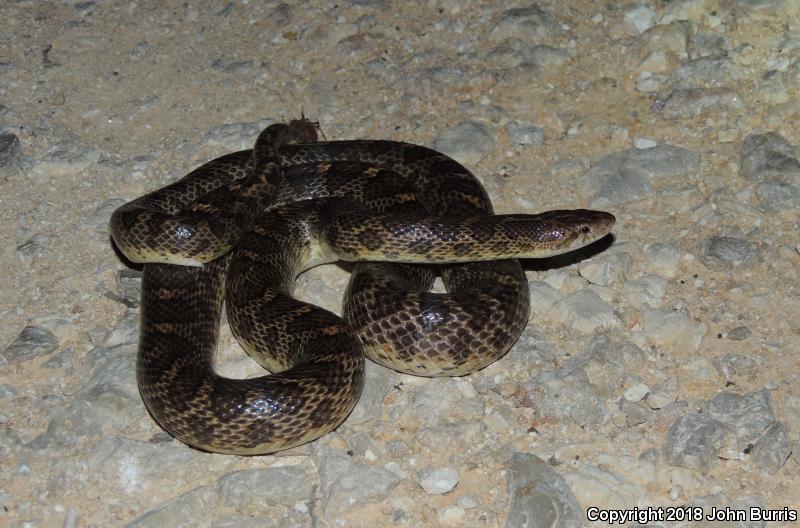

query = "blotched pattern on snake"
[110,119,615,454]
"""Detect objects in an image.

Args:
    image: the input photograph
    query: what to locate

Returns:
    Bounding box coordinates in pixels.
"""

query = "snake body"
[110,120,615,454]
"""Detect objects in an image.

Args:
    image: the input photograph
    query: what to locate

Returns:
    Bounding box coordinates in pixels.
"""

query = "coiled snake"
[110,119,615,454]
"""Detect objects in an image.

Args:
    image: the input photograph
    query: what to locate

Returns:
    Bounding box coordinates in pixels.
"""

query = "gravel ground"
[2,1,800,526]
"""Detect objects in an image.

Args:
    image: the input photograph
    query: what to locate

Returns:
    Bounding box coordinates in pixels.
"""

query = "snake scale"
[110,119,615,454]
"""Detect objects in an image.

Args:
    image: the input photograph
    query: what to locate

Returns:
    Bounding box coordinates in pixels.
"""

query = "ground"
[1,1,799,527]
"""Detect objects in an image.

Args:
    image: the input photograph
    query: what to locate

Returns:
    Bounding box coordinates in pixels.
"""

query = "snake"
[110,119,615,454]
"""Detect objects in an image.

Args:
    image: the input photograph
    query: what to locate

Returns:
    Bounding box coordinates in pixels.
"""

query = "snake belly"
[112,121,615,454]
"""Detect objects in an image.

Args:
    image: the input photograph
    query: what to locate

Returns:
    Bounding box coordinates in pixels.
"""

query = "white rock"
[624,383,650,402]
[438,505,465,525]
[647,378,679,409]
[624,274,667,308]
[636,75,667,93]
[578,258,612,286]
[432,121,495,166]
[642,307,707,351]
[589,284,614,304]
[647,391,676,409]
[384,462,407,479]
[457,495,478,509]
[624,5,657,34]
[563,465,640,509]
[634,137,658,149]
[551,288,616,333]
[541,270,571,290]
[420,468,460,495]
[639,52,668,73]
[529,281,564,314]
[645,243,681,278]
[455,380,478,399]
[718,445,749,461]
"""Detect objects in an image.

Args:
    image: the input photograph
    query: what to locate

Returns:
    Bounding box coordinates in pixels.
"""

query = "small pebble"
[623,5,657,35]
[0,132,23,169]
[420,468,460,495]
[432,121,495,166]
[705,390,775,443]
[506,121,544,146]
[750,422,792,474]
[551,288,616,333]
[663,412,728,471]
[642,307,707,351]
[700,235,762,269]
[507,453,582,527]
[726,326,751,341]
[740,132,800,181]
[714,353,758,382]
[624,383,650,403]
[437,505,465,525]
[457,495,478,509]
[577,259,612,286]
[316,446,401,516]
[647,391,677,410]
[634,137,657,149]
[2,326,59,363]
[644,243,681,278]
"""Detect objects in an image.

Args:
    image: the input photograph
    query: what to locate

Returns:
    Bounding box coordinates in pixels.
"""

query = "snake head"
[288,118,320,143]
[533,209,616,254]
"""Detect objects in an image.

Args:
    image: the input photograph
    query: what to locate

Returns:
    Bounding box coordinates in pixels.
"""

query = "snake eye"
[580,225,591,234]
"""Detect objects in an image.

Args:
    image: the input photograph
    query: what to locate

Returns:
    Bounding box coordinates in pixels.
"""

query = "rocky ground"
[2,0,800,526]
